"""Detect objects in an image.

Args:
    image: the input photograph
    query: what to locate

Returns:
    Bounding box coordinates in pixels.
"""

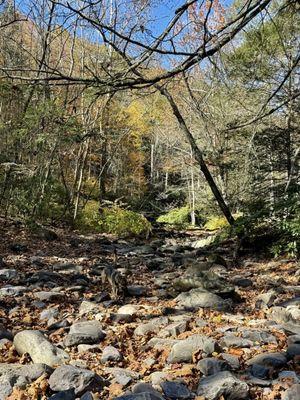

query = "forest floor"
[0,218,299,400]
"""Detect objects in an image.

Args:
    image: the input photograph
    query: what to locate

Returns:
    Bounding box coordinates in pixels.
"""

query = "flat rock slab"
[0,286,28,298]
[247,352,287,369]
[197,371,249,400]
[0,362,52,380]
[14,330,69,367]
[49,365,99,394]
[239,329,277,344]
[34,291,65,302]
[64,321,106,347]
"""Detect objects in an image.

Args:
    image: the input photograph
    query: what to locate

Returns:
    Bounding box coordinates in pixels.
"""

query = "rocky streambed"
[0,222,299,399]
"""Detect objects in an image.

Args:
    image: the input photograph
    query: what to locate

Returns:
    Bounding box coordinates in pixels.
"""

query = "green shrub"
[157,206,191,227]
[204,216,229,231]
[77,200,152,237]
[271,216,300,258]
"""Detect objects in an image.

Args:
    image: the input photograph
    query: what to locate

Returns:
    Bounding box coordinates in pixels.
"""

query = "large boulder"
[197,371,249,400]
[14,330,69,367]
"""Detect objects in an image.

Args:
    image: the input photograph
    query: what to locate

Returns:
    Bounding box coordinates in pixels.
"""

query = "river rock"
[268,306,300,325]
[158,321,187,338]
[0,375,14,400]
[256,290,277,308]
[49,365,99,394]
[0,269,17,281]
[34,291,65,302]
[114,393,164,400]
[247,352,287,369]
[101,346,122,363]
[132,383,163,398]
[134,317,169,336]
[160,381,191,399]
[79,301,99,316]
[105,367,139,386]
[286,344,300,360]
[282,384,300,400]
[0,324,13,340]
[168,334,219,363]
[64,321,106,347]
[197,371,249,399]
[48,389,76,400]
[197,357,230,376]
[0,362,51,380]
[220,334,253,348]
[0,285,28,297]
[175,288,229,310]
[239,329,277,344]
[14,330,69,366]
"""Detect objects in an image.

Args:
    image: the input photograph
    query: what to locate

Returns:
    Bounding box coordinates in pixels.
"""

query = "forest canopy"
[0,0,299,253]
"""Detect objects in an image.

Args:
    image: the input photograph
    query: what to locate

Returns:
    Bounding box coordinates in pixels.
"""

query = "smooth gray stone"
[105,367,139,386]
[132,383,163,398]
[64,321,106,347]
[101,346,122,363]
[34,291,65,302]
[175,288,229,311]
[0,362,52,380]
[197,371,249,400]
[168,334,219,363]
[49,365,98,394]
[14,330,69,367]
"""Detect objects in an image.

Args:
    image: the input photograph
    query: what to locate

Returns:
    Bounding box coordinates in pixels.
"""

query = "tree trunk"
[158,86,235,225]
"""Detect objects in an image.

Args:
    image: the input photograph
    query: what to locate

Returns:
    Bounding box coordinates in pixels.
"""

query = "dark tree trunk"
[158,86,235,225]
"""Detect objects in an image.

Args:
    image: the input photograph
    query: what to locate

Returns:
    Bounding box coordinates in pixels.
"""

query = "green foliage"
[271,216,300,258]
[204,216,229,231]
[77,200,152,237]
[157,206,191,227]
